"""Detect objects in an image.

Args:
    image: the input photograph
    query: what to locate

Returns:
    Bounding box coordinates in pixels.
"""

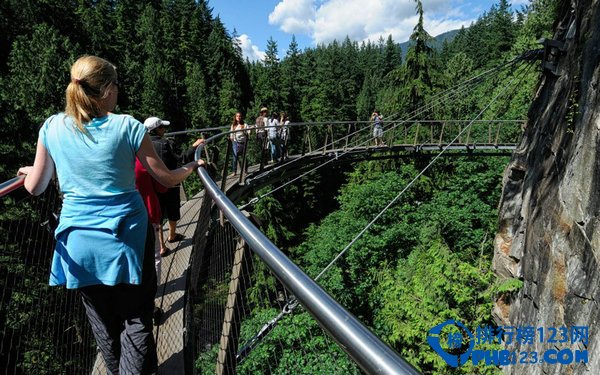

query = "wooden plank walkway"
[92,188,204,374]
[91,169,247,374]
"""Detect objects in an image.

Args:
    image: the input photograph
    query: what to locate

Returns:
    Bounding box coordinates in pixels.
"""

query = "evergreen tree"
[401,0,434,113]
[0,23,76,177]
[138,3,172,118]
[281,36,303,121]
[255,37,282,113]
[113,0,146,117]
[382,35,402,77]
[184,61,211,127]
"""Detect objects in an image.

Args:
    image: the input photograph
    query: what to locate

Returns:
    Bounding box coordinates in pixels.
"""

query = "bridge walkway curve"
[91,140,513,373]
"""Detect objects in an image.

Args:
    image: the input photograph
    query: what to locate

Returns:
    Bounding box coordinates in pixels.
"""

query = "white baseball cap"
[143,116,170,132]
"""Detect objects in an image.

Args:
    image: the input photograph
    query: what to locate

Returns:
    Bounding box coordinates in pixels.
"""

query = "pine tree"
[138,3,172,118]
[281,36,302,121]
[258,38,283,112]
[0,23,76,177]
[401,0,434,113]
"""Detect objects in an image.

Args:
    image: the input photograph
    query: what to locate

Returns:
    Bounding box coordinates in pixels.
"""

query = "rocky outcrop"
[493,0,600,373]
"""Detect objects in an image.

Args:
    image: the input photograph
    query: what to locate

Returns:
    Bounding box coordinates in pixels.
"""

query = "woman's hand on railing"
[192,138,205,148]
[190,159,206,170]
[17,166,33,176]
[182,159,205,172]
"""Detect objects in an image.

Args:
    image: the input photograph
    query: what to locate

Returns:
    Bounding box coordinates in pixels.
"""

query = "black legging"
[80,224,158,375]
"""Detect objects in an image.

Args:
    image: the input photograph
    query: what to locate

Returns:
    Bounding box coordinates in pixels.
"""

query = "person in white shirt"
[267,111,280,163]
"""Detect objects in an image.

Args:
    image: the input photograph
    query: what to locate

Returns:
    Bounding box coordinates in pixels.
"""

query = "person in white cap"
[144,116,204,250]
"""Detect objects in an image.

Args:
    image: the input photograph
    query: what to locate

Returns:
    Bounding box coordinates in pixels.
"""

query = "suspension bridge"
[0,51,538,374]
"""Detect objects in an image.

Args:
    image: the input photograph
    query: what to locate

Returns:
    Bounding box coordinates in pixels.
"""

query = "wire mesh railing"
[0,179,97,375]
[0,52,534,374]
[190,161,419,374]
[190,207,368,374]
[0,115,523,374]
[187,55,533,374]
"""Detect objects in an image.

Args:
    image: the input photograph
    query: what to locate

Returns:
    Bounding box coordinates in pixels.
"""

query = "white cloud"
[237,34,266,62]
[269,0,316,34]
[269,0,480,45]
[424,16,476,38]
[312,0,415,44]
[511,0,530,6]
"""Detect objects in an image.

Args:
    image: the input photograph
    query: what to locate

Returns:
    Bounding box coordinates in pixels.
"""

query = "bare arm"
[18,138,55,196]
[136,134,204,187]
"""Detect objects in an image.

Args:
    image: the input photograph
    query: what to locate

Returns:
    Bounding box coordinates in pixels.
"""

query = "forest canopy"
[0,0,559,373]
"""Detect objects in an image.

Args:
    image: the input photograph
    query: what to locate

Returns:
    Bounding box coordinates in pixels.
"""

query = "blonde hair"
[65,55,117,131]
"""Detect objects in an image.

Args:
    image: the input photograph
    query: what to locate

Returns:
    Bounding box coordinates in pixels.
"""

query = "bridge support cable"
[315,59,535,282]
[235,59,536,356]
[251,55,523,180]
[193,154,420,375]
[239,54,531,211]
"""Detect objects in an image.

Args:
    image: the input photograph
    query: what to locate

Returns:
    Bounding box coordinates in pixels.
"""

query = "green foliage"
[195,343,219,374]
[565,81,580,130]
[233,309,360,375]
[511,0,559,53]
[251,186,295,246]
[21,337,66,375]
[273,157,506,372]
[245,255,279,308]
[494,277,524,294]
[0,0,559,373]
[373,227,498,374]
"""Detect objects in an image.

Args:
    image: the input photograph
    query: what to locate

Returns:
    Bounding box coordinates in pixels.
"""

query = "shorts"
[158,187,181,221]
[373,126,383,138]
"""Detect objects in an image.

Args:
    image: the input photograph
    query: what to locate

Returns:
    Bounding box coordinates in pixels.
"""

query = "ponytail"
[65,56,117,132]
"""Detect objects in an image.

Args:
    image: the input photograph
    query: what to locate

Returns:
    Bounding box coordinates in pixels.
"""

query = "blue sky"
[209,0,530,61]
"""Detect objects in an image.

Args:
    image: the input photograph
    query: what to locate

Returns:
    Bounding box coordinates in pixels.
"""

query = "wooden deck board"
[92,173,242,374]
[91,190,204,374]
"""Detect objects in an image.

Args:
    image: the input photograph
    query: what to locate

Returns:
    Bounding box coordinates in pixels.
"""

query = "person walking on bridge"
[145,116,204,245]
[230,112,249,175]
[255,107,268,148]
[17,55,204,375]
[280,112,290,160]
[267,111,281,163]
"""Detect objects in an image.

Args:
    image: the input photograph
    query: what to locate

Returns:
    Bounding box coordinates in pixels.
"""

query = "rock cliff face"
[493,0,600,373]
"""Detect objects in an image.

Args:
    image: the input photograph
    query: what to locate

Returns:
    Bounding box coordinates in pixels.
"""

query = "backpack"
[255,116,265,131]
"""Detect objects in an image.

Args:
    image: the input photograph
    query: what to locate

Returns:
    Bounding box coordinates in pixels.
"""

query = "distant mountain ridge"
[399,28,461,57]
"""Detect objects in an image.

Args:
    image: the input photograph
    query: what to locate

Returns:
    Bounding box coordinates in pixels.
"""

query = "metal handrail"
[0,175,25,198]
[194,145,419,375]
[168,119,524,137]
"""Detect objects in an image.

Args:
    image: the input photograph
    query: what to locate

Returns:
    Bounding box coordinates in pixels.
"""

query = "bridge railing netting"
[189,206,361,374]
[0,116,519,373]
[0,183,97,374]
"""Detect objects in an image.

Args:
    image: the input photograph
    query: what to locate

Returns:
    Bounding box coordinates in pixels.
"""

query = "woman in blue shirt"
[17,55,203,374]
